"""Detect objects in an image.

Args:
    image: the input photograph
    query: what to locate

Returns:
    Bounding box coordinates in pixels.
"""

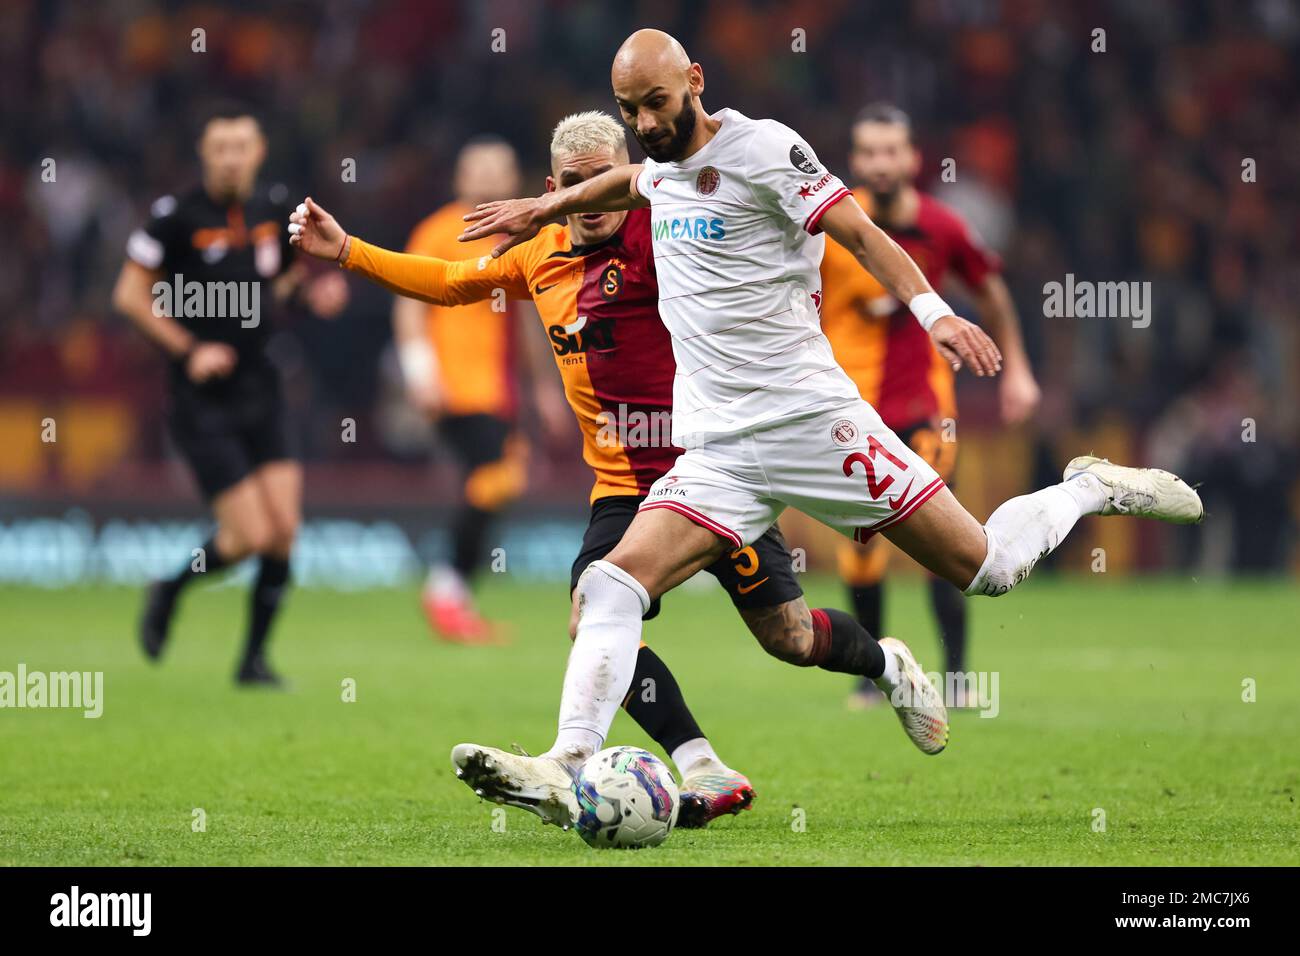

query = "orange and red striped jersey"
[820,188,1001,428]
[346,207,679,502]
[404,202,516,418]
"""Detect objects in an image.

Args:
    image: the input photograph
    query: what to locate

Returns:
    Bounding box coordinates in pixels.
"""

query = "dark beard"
[635,93,697,162]
[869,184,902,225]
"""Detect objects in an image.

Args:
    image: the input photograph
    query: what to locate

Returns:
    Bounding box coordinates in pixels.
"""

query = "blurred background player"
[393,138,530,643]
[112,104,346,686]
[819,103,1041,708]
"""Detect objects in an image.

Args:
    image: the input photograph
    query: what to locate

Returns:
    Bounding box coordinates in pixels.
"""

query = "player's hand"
[998,363,1041,424]
[929,315,1002,377]
[288,197,348,262]
[186,342,238,383]
[458,197,545,257]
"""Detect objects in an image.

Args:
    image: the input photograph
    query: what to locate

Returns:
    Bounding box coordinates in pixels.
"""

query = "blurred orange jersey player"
[820,103,1040,707]
[403,201,517,419]
[393,138,527,643]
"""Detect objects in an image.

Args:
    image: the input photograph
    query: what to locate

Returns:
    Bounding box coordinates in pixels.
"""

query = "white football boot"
[1063,456,1204,524]
[451,743,579,828]
[874,637,949,755]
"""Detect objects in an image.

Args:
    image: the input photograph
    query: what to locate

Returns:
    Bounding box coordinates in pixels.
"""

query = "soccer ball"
[574,746,679,848]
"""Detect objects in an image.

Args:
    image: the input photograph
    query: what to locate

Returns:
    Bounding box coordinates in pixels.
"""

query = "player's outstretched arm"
[458,164,647,257]
[288,196,496,307]
[819,197,1002,377]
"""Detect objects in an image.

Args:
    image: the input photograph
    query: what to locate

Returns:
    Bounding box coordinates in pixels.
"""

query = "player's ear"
[688,62,704,96]
[545,175,557,194]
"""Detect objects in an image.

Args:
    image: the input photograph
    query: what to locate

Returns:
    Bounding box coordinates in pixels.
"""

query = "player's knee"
[567,594,580,641]
[597,547,660,601]
[574,560,651,623]
[214,523,256,561]
[934,526,990,593]
[229,517,276,557]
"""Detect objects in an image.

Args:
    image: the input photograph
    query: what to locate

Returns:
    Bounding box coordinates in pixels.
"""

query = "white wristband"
[398,339,438,390]
[909,292,953,332]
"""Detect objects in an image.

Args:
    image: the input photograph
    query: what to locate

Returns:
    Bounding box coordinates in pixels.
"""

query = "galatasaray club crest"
[696,166,720,197]
[831,419,859,447]
[601,258,626,301]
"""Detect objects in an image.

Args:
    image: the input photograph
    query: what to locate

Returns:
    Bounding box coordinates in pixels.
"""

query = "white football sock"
[965,474,1107,597]
[545,560,649,765]
[671,737,728,777]
[874,647,902,690]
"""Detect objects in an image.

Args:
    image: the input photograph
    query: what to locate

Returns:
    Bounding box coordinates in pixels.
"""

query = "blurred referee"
[111,104,346,686]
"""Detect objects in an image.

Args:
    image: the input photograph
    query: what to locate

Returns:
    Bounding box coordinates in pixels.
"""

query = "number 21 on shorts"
[842,436,912,511]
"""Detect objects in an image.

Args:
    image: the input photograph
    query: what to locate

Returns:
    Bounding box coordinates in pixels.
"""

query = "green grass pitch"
[2,575,1297,866]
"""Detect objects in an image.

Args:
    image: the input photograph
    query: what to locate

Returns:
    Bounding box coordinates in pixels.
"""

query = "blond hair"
[549,110,628,163]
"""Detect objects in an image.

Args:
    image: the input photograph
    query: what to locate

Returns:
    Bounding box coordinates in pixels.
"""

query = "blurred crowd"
[2,0,1297,570]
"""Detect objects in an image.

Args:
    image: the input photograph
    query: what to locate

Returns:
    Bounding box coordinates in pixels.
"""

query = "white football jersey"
[636,108,862,447]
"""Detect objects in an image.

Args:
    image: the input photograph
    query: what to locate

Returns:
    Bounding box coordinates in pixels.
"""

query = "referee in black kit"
[111,104,347,686]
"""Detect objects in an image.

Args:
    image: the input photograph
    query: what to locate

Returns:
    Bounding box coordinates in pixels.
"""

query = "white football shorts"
[639,399,945,547]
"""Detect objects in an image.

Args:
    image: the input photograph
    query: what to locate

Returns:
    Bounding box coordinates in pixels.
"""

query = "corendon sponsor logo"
[797,173,834,199]
[652,216,727,241]
[548,314,615,356]
[842,436,911,510]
